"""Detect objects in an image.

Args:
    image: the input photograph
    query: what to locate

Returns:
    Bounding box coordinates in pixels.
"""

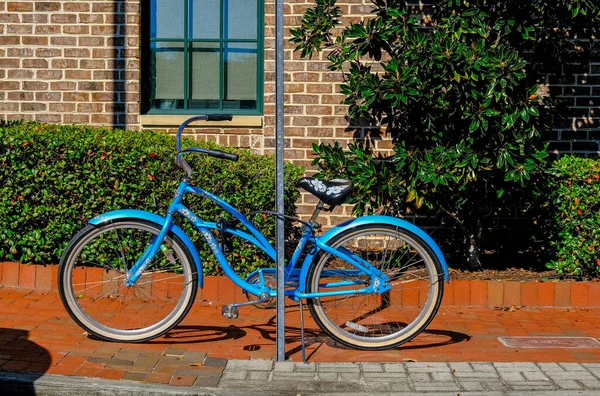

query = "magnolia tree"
[291,0,553,269]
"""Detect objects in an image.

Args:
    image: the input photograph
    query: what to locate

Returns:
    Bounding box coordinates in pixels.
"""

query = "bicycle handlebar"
[175,115,236,177]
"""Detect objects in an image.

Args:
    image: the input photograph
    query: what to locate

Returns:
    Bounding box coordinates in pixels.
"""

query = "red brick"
[22,81,48,90]
[22,36,48,46]
[538,282,555,306]
[36,70,63,80]
[7,91,33,101]
[63,25,90,35]
[97,369,126,380]
[555,282,571,307]
[170,375,197,386]
[35,2,61,11]
[588,283,600,307]
[202,276,218,303]
[503,281,521,307]
[64,2,89,12]
[36,92,62,102]
[441,281,453,307]
[8,69,33,79]
[0,81,19,90]
[0,102,19,111]
[7,24,32,34]
[19,264,36,289]
[22,14,48,23]
[145,373,172,384]
[571,283,588,307]
[2,263,24,283]
[51,81,77,91]
[35,25,61,34]
[63,92,90,102]
[51,265,59,290]
[36,114,62,123]
[50,37,77,46]
[0,36,19,45]
[470,280,487,306]
[35,265,53,290]
[79,36,105,47]
[0,59,19,68]
[453,280,471,306]
[217,276,236,304]
[22,103,46,112]
[520,282,539,307]
[8,2,33,11]
[487,281,503,307]
[402,284,420,307]
[49,103,76,112]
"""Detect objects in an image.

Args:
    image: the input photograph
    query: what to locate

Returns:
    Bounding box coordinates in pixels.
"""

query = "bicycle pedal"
[221,305,239,319]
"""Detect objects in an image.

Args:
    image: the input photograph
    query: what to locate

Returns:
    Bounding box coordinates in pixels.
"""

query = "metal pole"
[274,0,286,362]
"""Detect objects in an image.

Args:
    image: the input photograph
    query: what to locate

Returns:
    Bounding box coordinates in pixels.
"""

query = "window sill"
[140,114,263,128]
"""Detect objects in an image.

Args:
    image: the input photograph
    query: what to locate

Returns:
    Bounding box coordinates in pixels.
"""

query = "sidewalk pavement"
[0,286,599,394]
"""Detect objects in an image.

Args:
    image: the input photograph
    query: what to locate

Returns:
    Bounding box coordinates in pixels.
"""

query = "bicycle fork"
[124,214,175,287]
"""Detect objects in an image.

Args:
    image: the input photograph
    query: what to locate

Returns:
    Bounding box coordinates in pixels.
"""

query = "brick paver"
[0,286,599,390]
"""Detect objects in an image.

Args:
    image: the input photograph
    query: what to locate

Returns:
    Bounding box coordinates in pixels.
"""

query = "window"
[147,0,263,114]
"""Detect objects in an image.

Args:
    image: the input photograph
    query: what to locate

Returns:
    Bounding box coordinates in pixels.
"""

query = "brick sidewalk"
[0,286,599,388]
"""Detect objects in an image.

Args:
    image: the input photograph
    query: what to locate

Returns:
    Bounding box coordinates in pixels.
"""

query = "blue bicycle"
[58,115,449,351]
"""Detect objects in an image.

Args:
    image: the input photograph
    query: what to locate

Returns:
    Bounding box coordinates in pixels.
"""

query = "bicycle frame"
[120,179,391,300]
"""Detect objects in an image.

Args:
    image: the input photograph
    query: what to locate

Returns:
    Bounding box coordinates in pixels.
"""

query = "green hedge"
[545,155,600,277]
[0,121,303,276]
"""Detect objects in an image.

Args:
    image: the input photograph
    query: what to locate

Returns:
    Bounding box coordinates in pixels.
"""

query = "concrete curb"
[1,369,600,396]
[0,371,222,396]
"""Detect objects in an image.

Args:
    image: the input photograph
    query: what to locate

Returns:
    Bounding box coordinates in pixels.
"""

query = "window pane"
[225,43,257,105]
[151,0,184,38]
[225,0,257,40]
[150,42,184,109]
[190,0,220,39]
[190,42,220,106]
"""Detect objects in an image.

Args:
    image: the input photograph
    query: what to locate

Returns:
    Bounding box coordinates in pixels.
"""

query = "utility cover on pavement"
[498,336,600,348]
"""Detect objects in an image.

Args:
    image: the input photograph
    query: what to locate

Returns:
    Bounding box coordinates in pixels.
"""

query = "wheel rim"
[311,227,441,346]
[63,221,195,339]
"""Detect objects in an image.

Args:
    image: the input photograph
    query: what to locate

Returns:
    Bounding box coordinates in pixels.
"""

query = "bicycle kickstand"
[298,298,307,363]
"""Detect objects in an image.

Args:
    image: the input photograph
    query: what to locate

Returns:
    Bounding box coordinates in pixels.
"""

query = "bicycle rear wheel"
[58,219,198,342]
[306,224,444,350]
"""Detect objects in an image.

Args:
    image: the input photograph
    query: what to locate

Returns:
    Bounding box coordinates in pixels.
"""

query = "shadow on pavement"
[152,313,471,358]
[0,328,51,395]
[154,324,247,343]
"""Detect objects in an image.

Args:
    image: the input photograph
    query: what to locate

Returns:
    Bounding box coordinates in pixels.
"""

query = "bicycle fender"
[299,216,449,290]
[89,209,204,288]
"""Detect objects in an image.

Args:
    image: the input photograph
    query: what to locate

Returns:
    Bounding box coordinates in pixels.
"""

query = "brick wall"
[0,0,141,126]
[0,0,598,226]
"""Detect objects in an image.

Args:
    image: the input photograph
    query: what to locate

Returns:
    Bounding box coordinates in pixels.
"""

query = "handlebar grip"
[207,114,233,122]
[208,149,239,162]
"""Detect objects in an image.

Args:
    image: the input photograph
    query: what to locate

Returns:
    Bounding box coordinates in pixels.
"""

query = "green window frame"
[146,0,264,115]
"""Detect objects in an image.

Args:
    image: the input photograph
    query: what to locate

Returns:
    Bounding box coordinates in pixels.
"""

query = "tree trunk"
[467,218,483,270]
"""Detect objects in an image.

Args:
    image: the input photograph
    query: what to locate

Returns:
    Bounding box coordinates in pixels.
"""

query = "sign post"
[274,0,286,362]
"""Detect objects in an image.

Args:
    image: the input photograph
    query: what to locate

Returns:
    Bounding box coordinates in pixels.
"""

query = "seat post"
[309,201,325,228]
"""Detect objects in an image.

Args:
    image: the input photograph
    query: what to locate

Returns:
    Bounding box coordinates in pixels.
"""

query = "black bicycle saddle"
[297,177,353,206]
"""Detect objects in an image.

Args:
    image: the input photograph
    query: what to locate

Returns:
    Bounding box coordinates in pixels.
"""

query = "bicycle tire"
[58,219,198,343]
[306,224,444,350]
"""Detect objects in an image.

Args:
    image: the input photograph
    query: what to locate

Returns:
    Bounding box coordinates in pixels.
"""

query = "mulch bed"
[449,267,562,282]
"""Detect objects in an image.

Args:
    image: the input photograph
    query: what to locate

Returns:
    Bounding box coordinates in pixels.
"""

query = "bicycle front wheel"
[58,219,198,342]
[307,225,444,350]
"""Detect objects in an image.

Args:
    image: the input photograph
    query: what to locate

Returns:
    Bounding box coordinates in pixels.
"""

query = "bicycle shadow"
[250,314,471,358]
[153,309,471,361]
[153,324,248,343]
[0,328,52,395]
